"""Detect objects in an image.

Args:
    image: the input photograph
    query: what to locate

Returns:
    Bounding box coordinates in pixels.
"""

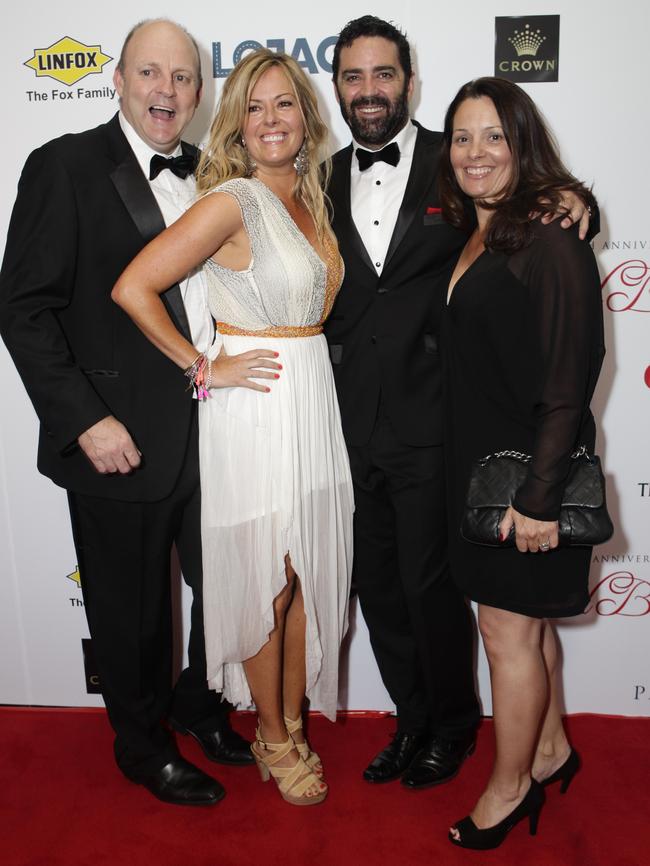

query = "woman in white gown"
[113,49,353,805]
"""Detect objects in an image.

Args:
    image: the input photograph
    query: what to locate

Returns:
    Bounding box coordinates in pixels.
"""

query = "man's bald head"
[117,18,202,89]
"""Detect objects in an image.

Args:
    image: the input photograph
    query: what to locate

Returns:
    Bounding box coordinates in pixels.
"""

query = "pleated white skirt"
[199,333,353,721]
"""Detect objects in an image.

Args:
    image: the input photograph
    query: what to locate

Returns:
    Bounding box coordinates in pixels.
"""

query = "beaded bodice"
[203,178,343,335]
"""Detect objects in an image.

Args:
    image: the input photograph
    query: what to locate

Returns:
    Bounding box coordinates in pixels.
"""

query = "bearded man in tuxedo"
[325,15,593,789]
[0,18,253,805]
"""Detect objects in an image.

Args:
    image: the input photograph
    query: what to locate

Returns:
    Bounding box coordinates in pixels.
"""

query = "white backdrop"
[1,0,648,717]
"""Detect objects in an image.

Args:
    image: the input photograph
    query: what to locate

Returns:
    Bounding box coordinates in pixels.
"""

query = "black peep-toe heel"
[539,748,580,794]
[448,780,545,850]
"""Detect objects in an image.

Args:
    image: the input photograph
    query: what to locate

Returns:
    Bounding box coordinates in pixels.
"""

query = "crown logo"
[508,24,546,57]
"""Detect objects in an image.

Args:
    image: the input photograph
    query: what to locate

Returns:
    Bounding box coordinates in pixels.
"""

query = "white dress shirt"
[118,113,213,352]
[350,119,418,275]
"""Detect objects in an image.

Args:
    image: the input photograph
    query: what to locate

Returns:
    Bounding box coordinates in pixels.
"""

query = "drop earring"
[241,137,257,176]
[293,140,309,177]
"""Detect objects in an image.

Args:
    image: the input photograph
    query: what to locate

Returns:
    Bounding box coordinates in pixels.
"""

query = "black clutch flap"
[461,449,613,547]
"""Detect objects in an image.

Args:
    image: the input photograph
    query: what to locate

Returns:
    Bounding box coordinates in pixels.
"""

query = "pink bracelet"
[193,356,211,401]
[183,353,211,401]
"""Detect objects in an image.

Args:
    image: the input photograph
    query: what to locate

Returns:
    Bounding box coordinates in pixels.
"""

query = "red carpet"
[0,708,648,866]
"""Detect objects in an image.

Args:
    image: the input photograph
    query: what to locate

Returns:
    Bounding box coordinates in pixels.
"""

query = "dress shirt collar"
[351,118,418,169]
[118,112,183,180]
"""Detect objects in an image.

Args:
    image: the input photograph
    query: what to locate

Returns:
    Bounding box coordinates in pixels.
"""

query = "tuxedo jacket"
[324,121,468,448]
[0,113,197,501]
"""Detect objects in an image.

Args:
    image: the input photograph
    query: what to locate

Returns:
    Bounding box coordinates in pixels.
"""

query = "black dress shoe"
[401,734,476,789]
[137,758,225,806]
[169,718,254,766]
[363,732,425,783]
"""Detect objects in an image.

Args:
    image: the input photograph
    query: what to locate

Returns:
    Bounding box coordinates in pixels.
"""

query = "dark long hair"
[438,77,596,253]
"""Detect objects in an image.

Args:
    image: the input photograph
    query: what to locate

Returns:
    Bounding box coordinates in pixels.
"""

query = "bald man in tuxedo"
[0,18,252,805]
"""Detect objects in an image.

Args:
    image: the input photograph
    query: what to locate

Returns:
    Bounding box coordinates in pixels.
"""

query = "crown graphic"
[508,24,546,57]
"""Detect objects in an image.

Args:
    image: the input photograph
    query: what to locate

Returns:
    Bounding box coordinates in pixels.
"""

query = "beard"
[337,82,410,147]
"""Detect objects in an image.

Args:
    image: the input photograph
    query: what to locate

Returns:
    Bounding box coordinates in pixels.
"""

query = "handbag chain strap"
[479,444,589,466]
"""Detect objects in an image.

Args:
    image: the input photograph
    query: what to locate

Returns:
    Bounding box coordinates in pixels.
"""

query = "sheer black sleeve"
[509,222,605,521]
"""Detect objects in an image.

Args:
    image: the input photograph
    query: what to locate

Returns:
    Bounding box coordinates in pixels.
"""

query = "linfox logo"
[66,566,81,588]
[24,36,113,86]
[67,566,84,609]
[212,36,337,78]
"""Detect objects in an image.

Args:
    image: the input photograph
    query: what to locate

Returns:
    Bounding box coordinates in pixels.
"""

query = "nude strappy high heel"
[251,728,328,806]
[284,714,324,779]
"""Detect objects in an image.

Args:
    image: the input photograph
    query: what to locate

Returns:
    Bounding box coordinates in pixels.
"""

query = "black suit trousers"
[67,409,225,780]
[348,408,479,738]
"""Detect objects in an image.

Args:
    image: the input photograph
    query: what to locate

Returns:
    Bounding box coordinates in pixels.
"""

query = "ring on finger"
[539,539,551,552]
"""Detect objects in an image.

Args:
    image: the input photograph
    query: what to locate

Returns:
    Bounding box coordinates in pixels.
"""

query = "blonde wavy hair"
[196,49,333,243]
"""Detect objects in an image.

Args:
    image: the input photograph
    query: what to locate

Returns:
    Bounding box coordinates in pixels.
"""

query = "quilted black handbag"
[461,447,614,547]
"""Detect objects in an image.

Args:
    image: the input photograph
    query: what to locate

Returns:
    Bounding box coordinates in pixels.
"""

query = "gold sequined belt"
[217,322,323,338]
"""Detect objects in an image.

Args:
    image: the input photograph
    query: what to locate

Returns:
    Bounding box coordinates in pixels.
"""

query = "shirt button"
[375,262,381,268]
[376,180,381,185]
[371,336,377,343]
[373,220,379,226]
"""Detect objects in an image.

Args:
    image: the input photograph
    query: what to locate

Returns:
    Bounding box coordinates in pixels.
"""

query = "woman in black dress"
[438,78,605,849]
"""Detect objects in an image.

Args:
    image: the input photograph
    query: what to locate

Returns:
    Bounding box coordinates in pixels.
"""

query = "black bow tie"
[356,142,400,171]
[149,151,197,181]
